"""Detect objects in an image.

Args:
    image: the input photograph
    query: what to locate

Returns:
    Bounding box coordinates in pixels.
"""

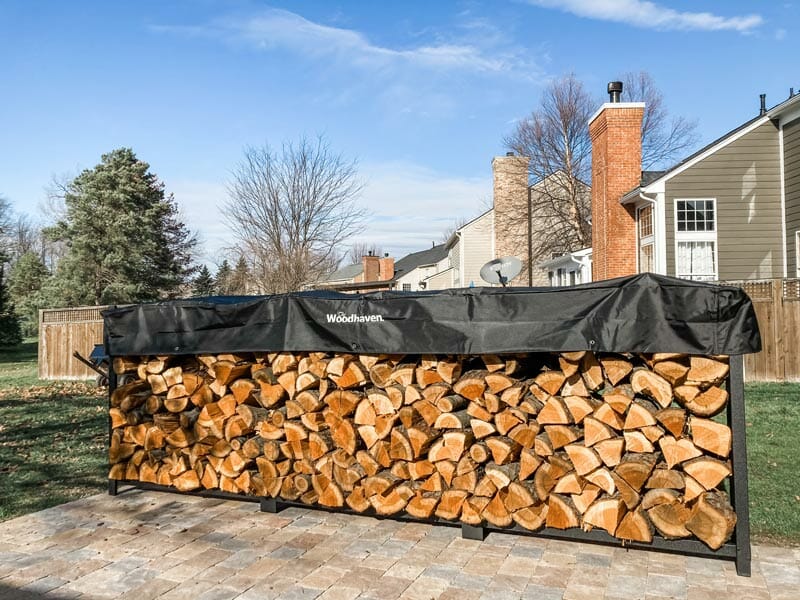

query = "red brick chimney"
[589,81,644,281]
[378,254,394,281]
[361,252,380,282]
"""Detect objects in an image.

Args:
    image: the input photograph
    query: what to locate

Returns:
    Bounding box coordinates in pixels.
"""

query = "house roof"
[392,244,448,281]
[536,247,592,269]
[322,262,363,283]
[623,91,800,201]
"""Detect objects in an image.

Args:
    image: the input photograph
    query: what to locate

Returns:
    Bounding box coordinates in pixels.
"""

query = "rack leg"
[108,479,118,496]
[260,498,284,513]
[728,355,751,577]
[461,524,486,541]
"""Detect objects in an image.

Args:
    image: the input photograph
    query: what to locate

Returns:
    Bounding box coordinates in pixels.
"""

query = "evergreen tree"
[214,260,232,295]
[0,198,22,345]
[0,263,22,346]
[45,148,197,306]
[229,256,250,295]
[8,251,49,336]
[193,264,215,296]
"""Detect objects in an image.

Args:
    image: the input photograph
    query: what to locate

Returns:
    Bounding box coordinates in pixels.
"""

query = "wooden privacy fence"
[38,306,107,380]
[721,279,800,382]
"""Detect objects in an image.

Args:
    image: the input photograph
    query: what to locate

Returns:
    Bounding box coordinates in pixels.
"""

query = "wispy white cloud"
[168,161,491,267]
[153,8,527,75]
[526,0,763,32]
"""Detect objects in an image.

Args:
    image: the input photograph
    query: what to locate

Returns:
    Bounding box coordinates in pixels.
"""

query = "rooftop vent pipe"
[608,81,623,103]
[760,94,767,115]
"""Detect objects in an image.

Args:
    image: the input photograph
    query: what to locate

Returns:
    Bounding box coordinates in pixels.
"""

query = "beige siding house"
[425,210,494,290]
[621,91,800,281]
[785,117,800,276]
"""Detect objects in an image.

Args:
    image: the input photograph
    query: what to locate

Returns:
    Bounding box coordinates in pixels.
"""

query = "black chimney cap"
[760,93,767,116]
[608,81,623,103]
[505,151,515,157]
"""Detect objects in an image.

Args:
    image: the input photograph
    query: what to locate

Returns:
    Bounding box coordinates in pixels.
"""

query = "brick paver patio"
[0,490,797,599]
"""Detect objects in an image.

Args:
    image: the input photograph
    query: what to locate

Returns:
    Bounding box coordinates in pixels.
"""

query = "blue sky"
[1,1,796,266]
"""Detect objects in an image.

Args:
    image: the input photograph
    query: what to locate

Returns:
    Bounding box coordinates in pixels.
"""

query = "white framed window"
[675,199,718,281]
[402,283,411,291]
[637,204,655,273]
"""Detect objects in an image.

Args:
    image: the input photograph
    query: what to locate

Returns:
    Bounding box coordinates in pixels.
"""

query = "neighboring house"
[426,210,494,290]
[590,81,800,282]
[312,245,449,293]
[426,160,590,290]
[318,150,591,292]
[538,248,593,287]
[311,252,395,292]
[394,244,448,291]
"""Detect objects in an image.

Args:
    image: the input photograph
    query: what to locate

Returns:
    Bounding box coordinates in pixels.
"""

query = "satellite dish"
[480,256,522,287]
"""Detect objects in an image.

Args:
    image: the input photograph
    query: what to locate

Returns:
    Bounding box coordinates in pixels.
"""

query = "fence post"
[772,279,785,381]
[728,355,751,577]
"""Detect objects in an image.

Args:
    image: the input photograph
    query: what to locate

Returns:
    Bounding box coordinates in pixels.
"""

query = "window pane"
[676,241,716,280]
[640,243,654,272]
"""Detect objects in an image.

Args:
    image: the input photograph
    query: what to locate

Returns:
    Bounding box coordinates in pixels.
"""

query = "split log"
[565,444,601,476]
[685,491,736,550]
[615,507,653,543]
[646,468,685,490]
[580,353,604,391]
[482,492,513,527]
[538,397,571,425]
[690,417,732,458]
[682,457,731,490]
[453,370,488,401]
[686,356,729,387]
[546,494,580,529]
[653,360,689,386]
[512,504,548,531]
[564,396,599,425]
[648,501,691,539]
[675,386,728,418]
[582,497,625,535]
[630,369,673,409]
[659,436,703,469]
[599,355,633,386]
[594,438,624,468]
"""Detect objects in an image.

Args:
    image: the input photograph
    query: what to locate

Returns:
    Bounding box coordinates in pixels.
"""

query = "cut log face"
[630,369,673,409]
[685,491,737,550]
[109,349,739,548]
[690,417,732,458]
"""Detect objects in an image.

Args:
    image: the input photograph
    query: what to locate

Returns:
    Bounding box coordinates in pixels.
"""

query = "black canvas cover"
[102,273,761,357]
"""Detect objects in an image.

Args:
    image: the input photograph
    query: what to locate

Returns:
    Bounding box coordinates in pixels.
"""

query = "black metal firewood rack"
[107,354,751,577]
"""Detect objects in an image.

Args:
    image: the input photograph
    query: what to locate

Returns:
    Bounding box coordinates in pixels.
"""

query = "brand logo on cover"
[325,311,384,324]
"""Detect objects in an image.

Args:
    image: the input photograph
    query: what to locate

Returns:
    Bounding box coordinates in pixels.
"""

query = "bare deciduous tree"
[504,72,698,267]
[346,242,383,264]
[503,74,594,268]
[624,71,699,169]
[225,136,367,293]
[439,216,469,244]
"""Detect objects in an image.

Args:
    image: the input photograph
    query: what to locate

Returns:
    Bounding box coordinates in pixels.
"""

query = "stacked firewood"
[109,350,737,550]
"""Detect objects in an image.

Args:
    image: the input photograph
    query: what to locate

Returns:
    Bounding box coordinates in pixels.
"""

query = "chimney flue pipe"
[608,81,623,103]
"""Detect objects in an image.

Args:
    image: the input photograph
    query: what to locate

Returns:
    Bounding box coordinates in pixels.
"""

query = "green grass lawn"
[0,343,797,547]
[0,341,106,521]
[745,382,800,546]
